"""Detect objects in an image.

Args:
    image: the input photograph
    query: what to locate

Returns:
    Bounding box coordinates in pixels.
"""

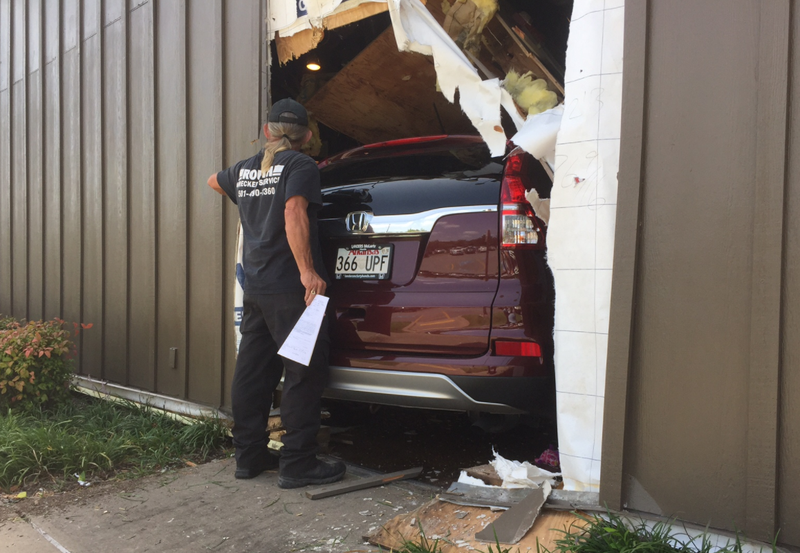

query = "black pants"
[231,292,330,475]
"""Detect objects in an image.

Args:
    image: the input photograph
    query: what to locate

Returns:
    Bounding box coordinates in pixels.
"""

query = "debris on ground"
[365,495,582,551]
[474,481,550,544]
[306,467,424,500]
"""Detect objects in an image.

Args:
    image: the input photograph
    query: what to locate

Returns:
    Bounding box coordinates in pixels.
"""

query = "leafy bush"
[0,317,86,409]
[0,316,15,331]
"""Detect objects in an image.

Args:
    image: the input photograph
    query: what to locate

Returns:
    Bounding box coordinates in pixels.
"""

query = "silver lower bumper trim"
[323,366,525,415]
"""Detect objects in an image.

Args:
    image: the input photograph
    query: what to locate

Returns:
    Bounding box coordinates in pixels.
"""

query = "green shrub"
[0,318,83,409]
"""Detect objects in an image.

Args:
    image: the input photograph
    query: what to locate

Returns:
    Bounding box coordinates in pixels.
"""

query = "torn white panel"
[547,0,625,492]
[510,105,563,167]
[269,0,380,37]
[501,89,526,130]
[387,0,515,155]
[490,449,560,489]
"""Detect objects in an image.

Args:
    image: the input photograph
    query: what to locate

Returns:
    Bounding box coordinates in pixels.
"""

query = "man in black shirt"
[207,98,345,488]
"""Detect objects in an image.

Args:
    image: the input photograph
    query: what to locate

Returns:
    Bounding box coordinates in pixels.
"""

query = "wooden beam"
[305,466,423,500]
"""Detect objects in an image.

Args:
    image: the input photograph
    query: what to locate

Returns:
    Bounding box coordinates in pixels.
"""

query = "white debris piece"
[490,448,560,489]
[456,471,490,487]
[510,105,564,168]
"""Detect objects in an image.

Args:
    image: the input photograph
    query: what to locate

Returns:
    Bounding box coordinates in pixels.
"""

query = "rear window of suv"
[319,143,496,187]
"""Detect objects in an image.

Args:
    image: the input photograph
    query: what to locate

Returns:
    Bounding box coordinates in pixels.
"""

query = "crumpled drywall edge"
[387,0,520,156]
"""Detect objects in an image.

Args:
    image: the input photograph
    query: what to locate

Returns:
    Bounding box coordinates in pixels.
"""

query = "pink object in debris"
[534,445,560,470]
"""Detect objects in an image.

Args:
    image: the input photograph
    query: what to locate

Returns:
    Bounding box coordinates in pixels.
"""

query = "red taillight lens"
[501,152,544,249]
[494,340,542,357]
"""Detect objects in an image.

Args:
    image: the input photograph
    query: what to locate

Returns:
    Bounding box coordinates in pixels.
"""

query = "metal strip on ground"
[28,519,72,553]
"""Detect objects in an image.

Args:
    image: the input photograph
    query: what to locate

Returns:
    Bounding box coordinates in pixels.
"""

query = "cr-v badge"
[346,211,373,233]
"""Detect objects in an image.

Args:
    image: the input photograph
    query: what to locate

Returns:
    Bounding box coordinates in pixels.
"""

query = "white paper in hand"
[278,294,329,366]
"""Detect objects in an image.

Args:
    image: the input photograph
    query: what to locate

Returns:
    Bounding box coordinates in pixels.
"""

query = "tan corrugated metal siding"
[602,0,799,547]
[0,0,266,410]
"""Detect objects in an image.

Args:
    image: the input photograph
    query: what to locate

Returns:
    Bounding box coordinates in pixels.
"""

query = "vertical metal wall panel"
[0,0,11,316]
[60,1,82,355]
[0,0,7,91]
[623,1,757,529]
[744,2,789,539]
[26,0,38,72]
[63,0,78,52]
[186,0,224,405]
[26,0,44,321]
[82,0,98,39]
[10,0,21,82]
[10,0,26,319]
[221,0,261,408]
[154,0,188,398]
[104,0,125,26]
[128,0,156,391]
[3,0,267,409]
[43,0,62,319]
[778,2,800,542]
[27,73,44,320]
[80,2,103,376]
[102,15,128,384]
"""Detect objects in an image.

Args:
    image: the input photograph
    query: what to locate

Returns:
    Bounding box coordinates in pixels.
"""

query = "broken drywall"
[387,0,522,155]
[268,0,547,154]
[511,104,563,168]
[547,0,625,491]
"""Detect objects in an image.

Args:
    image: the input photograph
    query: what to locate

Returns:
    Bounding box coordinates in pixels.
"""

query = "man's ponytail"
[261,121,308,174]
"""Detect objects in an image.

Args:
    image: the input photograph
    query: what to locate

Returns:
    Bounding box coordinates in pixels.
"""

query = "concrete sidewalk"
[1,457,435,553]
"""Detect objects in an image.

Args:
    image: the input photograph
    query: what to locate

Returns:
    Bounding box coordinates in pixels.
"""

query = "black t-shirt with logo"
[217,149,329,295]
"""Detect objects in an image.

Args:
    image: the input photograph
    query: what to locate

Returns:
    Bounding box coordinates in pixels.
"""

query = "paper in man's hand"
[278,294,329,366]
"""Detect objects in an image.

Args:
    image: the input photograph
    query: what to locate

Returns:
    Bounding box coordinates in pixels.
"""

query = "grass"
[539,511,779,553]
[0,393,231,490]
[384,523,446,553]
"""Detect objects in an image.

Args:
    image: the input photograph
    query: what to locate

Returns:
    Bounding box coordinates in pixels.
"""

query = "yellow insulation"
[503,70,558,117]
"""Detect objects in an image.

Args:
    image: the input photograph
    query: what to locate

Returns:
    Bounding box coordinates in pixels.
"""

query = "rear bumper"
[323,366,554,415]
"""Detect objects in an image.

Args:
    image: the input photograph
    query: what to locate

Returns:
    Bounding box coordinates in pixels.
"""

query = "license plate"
[335,244,393,280]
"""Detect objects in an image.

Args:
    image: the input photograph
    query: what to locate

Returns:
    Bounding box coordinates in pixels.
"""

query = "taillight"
[501,152,544,249]
[494,340,542,357]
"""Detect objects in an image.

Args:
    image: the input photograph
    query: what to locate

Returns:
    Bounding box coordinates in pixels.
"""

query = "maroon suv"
[317,135,555,416]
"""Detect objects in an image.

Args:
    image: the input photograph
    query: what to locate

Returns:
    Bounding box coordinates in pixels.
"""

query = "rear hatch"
[318,136,503,356]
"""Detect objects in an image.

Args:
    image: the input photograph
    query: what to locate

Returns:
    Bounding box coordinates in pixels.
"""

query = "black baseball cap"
[268,98,308,127]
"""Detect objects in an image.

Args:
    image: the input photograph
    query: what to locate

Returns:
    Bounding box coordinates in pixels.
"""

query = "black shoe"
[234,453,280,480]
[278,459,346,489]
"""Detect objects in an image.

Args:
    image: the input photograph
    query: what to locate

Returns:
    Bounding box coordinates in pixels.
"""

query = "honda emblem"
[346,211,373,233]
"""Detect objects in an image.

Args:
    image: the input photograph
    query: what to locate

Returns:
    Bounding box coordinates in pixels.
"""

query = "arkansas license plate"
[335,244,393,280]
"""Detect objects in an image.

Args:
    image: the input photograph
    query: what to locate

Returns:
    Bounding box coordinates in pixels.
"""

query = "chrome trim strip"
[339,204,497,235]
[321,366,525,415]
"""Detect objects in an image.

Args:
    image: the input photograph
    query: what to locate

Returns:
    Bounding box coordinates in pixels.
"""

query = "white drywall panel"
[548,0,624,491]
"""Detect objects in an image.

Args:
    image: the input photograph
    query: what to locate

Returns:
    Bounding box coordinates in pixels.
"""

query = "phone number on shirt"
[238,187,276,198]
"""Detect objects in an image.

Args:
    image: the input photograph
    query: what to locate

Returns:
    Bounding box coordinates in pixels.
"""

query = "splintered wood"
[367,499,584,552]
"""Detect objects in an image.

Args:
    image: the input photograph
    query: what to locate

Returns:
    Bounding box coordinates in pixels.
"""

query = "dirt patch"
[1,465,202,520]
